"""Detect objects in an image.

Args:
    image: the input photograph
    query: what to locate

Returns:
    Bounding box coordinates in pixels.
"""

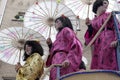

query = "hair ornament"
[62,14,66,18]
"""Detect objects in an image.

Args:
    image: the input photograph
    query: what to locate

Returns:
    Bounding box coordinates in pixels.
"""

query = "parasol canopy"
[64,0,120,20]
[0,26,49,65]
[24,0,78,42]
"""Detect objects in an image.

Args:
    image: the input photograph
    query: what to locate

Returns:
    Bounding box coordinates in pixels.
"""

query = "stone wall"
[0,60,16,80]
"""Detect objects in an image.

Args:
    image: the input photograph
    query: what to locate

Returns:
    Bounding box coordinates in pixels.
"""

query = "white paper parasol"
[24,0,78,42]
[0,27,49,65]
[64,0,120,20]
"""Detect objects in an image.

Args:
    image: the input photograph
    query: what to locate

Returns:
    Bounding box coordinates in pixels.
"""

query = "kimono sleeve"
[63,28,83,69]
[84,24,96,45]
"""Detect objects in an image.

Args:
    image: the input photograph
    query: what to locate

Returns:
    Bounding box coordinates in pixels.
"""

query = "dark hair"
[92,0,109,14]
[23,40,44,61]
[79,61,86,70]
[55,16,73,32]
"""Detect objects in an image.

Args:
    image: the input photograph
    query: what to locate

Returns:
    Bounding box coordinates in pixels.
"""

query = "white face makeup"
[25,44,32,55]
[55,19,63,31]
[102,0,109,11]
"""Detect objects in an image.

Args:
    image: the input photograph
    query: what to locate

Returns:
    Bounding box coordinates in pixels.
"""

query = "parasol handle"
[87,0,90,18]
[49,26,51,38]
[84,13,112,50]
[18,49,22,63]
[87,4,90,18]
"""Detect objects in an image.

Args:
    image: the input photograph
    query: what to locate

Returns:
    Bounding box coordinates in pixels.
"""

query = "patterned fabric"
[46,27,83,80]
[84,12,118,70]
[16,53,44,80]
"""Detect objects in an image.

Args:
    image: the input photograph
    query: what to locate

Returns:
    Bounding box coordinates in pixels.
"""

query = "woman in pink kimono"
[84,0,118,70]
[46,16,83,80]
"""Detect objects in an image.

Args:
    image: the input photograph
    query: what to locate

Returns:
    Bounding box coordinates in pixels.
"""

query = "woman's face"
[98,0,109,13]
[102,0,109,10]
[25,44,32,55]
[55,19,63,30]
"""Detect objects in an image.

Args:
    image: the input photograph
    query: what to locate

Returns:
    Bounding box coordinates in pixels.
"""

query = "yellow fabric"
[57,0,61,3]
[16,53,44,80]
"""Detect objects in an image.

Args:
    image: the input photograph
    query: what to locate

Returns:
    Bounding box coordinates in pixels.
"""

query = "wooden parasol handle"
[18,49,22,63]
[85,13,112,50]
[49,26,51,38]
[87,0,90,18]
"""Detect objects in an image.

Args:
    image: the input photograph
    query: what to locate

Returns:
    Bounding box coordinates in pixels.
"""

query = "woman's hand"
[85,18,91,25]
[62,60,70,68]
[46,38,52,45]
[110,40,118,47]
[15,62,22,72]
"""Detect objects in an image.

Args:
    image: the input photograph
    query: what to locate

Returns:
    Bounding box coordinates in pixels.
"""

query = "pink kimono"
[46,27,83,80]
[84,12,118,70]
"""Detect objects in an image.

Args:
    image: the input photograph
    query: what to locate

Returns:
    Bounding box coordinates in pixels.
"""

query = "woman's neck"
[96,11,105,17]
[96,7,106,17]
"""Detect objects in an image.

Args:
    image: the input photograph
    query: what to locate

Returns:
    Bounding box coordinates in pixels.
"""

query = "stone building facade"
[0,60,16,80]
